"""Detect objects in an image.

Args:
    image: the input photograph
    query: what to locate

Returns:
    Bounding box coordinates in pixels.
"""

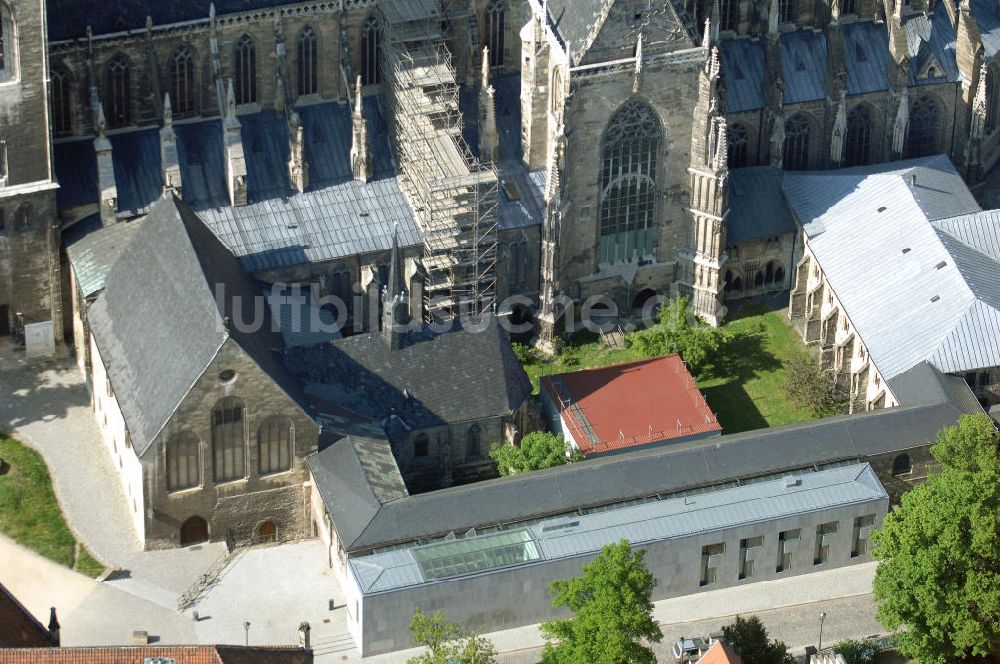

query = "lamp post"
[243,622,250,646]
[818,611,827,651]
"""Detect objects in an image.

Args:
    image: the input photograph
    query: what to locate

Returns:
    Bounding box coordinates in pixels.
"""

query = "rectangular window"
[776,528,799,572]
[739,536,763,580]
[851,514,876,557]
[700,543,725,586]
[0,140,7,186]
[965,372,977,388]
[814,522,839,565]
[978,371,991,387]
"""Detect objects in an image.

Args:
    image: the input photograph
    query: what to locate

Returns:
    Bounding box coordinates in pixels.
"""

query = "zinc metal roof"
[721,38,766,113]
[64,214,145,299]
[349,463,887,595]
[781,30,828,104]
[932,210,1000,261]
[843,21,890,95]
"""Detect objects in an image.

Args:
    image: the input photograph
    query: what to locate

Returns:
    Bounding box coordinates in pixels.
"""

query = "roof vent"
[783,476,801,488]
[935,260,947,269]
[930,295,941,303]
[902,247,911,254]
[910,173,917,186]
[877,206,887,213]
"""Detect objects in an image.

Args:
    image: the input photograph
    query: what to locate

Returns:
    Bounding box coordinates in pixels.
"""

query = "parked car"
[673,636,711,663]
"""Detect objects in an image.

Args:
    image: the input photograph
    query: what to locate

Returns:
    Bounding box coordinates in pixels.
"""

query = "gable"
[580,0,693,64]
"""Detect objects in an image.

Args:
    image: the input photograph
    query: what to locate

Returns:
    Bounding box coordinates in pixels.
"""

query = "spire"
[481,45,491,90]
[354,75,364,117]
[713,117,728,173]
[892,85,909,158]
[633,33,644,93]
[831,0,841,22]
[351,76,371,182]
[830,91,847,166]
[768,0,779,40]
[703,18,712,48]
[163,92,173,128]
[225,78,237,123]
[382,224,410,350]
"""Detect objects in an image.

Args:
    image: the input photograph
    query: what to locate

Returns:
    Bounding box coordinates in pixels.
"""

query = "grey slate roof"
[87,194,308,457]
[284,316,532,435]
[241,111,291,202]
[110,129,164,216]
[349,463,887,594]
[64,214,145,299]
[545,0,608,63]
[972,0,1000,59]
[906,9,960,86]
[785,156,1000,381]
[781,30,828,104]
[843,21,889,96]
[888,361,983,414]
[727,166,796,243]
[54,140,98,208]
[721,38,766,113]
[175,120,229,209]
[314,382,974,552]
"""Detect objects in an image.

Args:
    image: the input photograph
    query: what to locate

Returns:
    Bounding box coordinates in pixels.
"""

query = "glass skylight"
[413,529,541,581]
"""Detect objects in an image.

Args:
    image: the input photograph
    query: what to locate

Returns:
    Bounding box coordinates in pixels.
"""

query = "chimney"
[48,607,61,645]
[298,622,311,651]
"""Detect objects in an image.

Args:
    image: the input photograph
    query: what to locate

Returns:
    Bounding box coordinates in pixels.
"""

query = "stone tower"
[0,0,63,349]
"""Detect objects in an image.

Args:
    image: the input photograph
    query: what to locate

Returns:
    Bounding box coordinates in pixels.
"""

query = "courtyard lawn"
[519,304,818,434]
[0,436,105,577]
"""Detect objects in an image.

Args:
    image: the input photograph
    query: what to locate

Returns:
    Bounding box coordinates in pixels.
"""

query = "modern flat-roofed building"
[540,356,722,456]
[342,462,887,655]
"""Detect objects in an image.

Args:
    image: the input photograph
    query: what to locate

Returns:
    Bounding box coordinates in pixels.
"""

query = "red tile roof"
[541,355,721,454]
[0,646,312,664]
[696,640,743,664]
[0,583,58,648]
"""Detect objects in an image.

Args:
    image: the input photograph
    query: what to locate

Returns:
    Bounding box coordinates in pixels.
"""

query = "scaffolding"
[380,0,500,321]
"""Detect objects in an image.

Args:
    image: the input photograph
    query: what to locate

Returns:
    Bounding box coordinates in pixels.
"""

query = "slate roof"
[87,194,308,457]
[906,8,960,86]
[843,21,889,96]
[727,166,797,243]
[545,0,608,63]
[781,30,828,104]
[721,39,766,113]
[785,156,1000,381]
[0,646,313,664]
[284,316,532,435]
[53,140,98,209]
[348,463,888,594]
[241,111,291,202]
[109,129,163,216]
[314,377,975,552]
[64,214,145,298]
[175,120,229,209]
[972,0,1000,59]
[0,583,57,648]
[888,361,985,414]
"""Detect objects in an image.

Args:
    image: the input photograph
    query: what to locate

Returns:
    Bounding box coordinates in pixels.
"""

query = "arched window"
[778,0,796,23]
[728,123,749,168]
[361,16,380,86]
[180,516,209,546]
[783,114,811,170]
[508,239,528,289]
[775,265,785,283]
[467,424,482,460]
[550,67,563,116]
[297,26,318,97]
[234,34,257,105]
[106,55,132,127]
[485,0,506,69]
[754,270,765,287]
[765,262,775,284]
[51,66,72,135]
[987,66,999,134]
[211,397,245,482]
[414,433,429,458]
[599,99,662,265]
[166,432,200,491]
[720,0,739,32]
[845,105,872,166]
[170,45,196,115]
[907,96,940,158]
[840,0,857,15]
[892,453,912,476]
[0,1,16,81]
[14,203,33,231]
[258,416,292,474]
[724,270,734,292]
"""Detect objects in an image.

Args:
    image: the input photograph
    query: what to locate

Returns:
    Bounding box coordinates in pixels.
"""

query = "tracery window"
[167,432,200,491]
[234,34,257,105]
[14,203,33,231]
[485,0,506,68]
[106,55,132,127]
[987,66,999,134]
[258,416,292,475]
[467,424,482,460]
[211,397,245,482]
[0,2,15,81]
[779,0,796,23]
[599,99,662,265]
[361,16,380,86]
[906,96,940,158]
[720,0,739,32]
[844,105,872,166]
[840,0,857,16]
[297,26,318,97]
[728,123,749,168]
[51,66,73,135]
[170,45,196,115]
[783,114,811,170]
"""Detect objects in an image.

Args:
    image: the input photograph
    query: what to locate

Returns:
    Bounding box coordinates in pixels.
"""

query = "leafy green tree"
[541,539,662,664]
[625,295,726,373]
[407,609,497,664]
[872,413,1000,664]
[720,615,795,664]
[782,352,846,416]
[489,431,583,477]
[834,638,881,664]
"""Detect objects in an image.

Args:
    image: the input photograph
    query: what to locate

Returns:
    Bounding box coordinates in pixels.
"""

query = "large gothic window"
[211,397,246,482]
[783,114,811,170]
[599,99,662,265]
[467,424,482,460]
[167,432,200,491]
[720,0,739,32]
[170,45,196,115]
[361,16,380,86]
[0,2,15,82]
[297,26,318,97]
[106,55,132,127]
[987,66,999,134]
[779,0,796,23]
[728,123,749,168]
[51,66,73,136]
[844,105,872,166]
[839,0,858,16]
[907,96,940,158]
[258,416,293,475]
[485,0,506,69]
[234,34,257,105]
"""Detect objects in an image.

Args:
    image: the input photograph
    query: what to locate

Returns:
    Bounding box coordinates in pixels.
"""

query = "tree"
[407,609,497,664]
[541,539,662,664]
[834,638,881,664]
[782,352,845,416]
[489,431,583,477]
[625,295,726,373]
[720,615,794,664]
[872,413,1000,664]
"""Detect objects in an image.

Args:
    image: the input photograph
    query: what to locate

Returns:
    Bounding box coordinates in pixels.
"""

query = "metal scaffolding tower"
[379,0,500,321]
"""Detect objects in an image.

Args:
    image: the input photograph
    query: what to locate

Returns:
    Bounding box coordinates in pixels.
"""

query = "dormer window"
[0,2,16,83]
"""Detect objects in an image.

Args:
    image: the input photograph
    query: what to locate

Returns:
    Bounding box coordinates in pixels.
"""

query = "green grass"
[520,304,818,434]
[0,437,105,577]
[75,544,106,577]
